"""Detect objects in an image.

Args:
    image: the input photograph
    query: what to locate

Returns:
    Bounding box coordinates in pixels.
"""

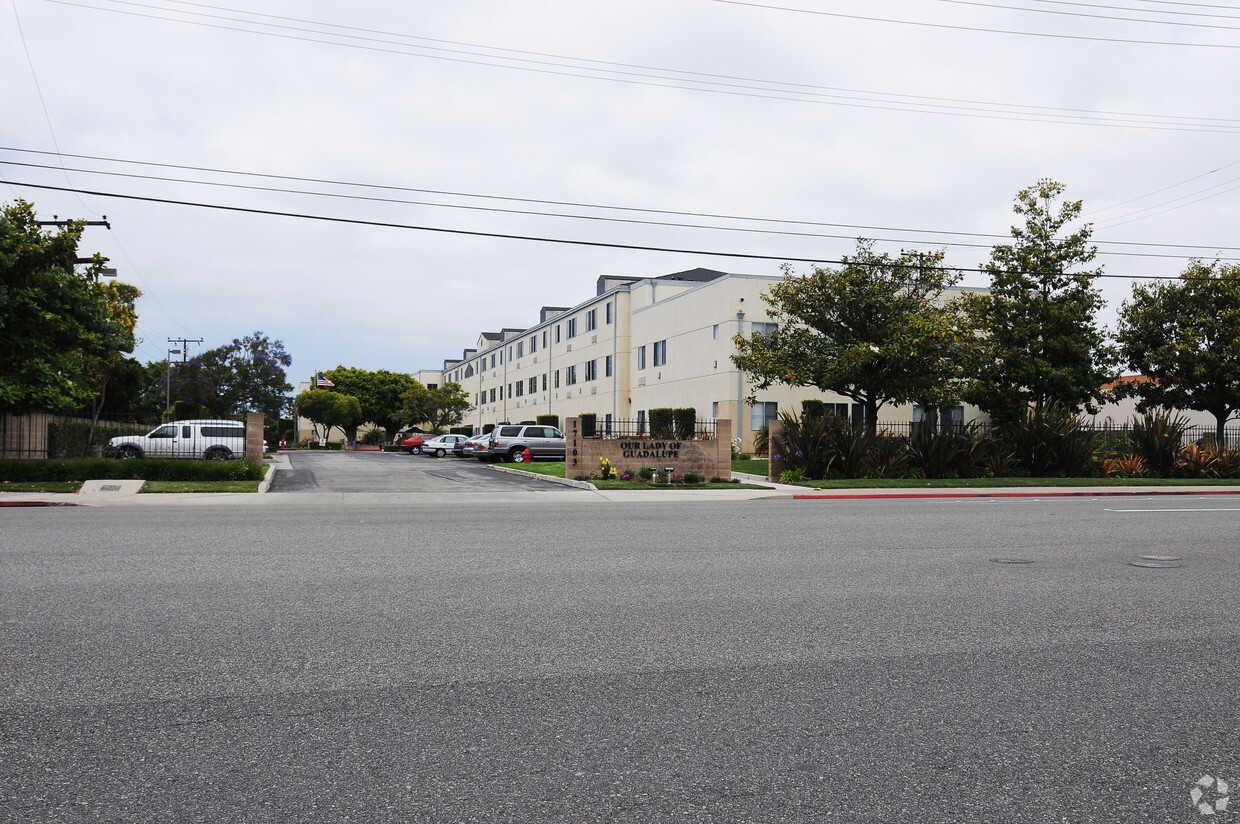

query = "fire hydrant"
[522,448,532,465]
[279,439,286,449]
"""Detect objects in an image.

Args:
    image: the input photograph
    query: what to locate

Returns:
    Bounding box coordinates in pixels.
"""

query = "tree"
[1115,260,1240,446]
[963,179,1117,424]
[171,331,292,422]
[294,388,362,444]
[0,199,138,413]
[731,240,971,436]
[400,381,470,434]
[323,366,418,443]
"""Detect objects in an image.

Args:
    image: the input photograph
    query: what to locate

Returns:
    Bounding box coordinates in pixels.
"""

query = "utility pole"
[165,338,203,419]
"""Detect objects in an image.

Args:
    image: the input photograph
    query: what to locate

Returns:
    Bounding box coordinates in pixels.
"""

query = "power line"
[44,0,1240,128]
[8,179,1222,280]
[6,147,1238,259]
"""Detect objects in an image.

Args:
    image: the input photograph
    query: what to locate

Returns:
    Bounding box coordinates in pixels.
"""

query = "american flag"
[316,375,335,388]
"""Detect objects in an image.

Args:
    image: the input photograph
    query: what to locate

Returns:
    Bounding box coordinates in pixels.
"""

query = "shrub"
[682,472,704,484]
[871,434,909,479]
[907,426,968,479]
[1213,448,1240,479]
[999,403,1098,477]
[649,408,675,439]
[46,421,149,458]
[753,424,769,457]
[673,407,697,440]
[779,467,806,484]
[774,410,836,480]
[360,428,385,445]
[580,413,597,438]
[801,399,825,419]
[537,414,560,429]
[638,467,655,481]
[483,423,495,434]
[820,414,874,479]
[1177,443,1218,478]
[1130,410,1191,477]
[0,458,266,483]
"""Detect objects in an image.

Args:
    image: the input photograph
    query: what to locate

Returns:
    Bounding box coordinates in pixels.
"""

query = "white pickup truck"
[106,419,248,460]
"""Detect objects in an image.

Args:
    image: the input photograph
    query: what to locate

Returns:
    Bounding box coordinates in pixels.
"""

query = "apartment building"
[431,267,985,453]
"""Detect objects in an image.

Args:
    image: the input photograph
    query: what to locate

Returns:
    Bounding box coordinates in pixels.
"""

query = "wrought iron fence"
[582,417,718,441]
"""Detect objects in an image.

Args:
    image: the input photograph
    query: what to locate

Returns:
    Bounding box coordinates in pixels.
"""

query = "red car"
[401,433,434,454]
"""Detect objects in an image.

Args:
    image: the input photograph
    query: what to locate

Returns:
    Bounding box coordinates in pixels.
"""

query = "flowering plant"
[599,457,615,480]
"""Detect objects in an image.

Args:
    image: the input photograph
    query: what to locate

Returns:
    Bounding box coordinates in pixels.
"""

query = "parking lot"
[268,448,578,494]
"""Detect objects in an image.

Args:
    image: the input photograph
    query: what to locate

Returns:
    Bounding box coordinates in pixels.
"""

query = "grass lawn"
[142,480,263,493]
[790,476,1240,490]
[494,461,771,490]
[731,458,769,475]
[0,481,81,493]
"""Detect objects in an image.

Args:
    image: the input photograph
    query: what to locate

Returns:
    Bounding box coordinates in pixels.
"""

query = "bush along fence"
[566,416,732,481]
[768,407,1240,483]
[1,412,153,460]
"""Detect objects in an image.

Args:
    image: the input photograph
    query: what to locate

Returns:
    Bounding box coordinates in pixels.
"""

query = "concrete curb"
[258,463,277,494]
[489,464,598,490]
[792,488,1240,500]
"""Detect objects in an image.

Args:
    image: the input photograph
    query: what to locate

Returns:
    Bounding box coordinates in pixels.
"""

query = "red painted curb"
[793,489,1240,500]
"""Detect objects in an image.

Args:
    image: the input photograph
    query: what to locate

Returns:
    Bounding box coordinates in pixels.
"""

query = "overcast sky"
[4,0,1238,387]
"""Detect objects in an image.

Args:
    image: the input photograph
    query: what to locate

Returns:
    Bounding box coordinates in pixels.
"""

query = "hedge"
[47,421,149,458]
[0,458,267,483]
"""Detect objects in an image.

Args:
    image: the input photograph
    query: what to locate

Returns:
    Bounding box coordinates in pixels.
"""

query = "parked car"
[460,433,487,458]
[421,434,469,457]
[480,424,566,463]
[105,419,247,460]
[401,433,434,454]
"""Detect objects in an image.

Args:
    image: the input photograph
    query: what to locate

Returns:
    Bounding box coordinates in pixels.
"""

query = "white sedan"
[420,434,469,457]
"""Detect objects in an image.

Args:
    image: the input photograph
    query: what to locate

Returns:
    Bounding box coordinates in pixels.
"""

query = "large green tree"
[0,199,138,413]
[294,388,362,444]
[323,366,418,443]
[170,332,292,422]
[400,381,470,434]
[732,240,972,435]
[963,179,1117,424]
[1115,260,1240,445]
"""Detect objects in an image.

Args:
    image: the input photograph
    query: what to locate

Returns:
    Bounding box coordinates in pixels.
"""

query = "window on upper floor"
[653,339,667,367]
[567,317,577,338]
[605,302,613,324]
[586,308,597,331]
[637,345,646,370]
[585,360,597,381]
[605,355,612,377]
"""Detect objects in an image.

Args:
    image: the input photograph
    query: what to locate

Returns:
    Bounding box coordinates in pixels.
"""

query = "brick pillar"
[245,412,265,460]
[767,418,784,482]
[715,417,733,479]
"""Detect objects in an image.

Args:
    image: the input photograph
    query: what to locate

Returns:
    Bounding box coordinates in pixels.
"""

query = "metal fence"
[869,419,1237,450]
[583,418,718,441]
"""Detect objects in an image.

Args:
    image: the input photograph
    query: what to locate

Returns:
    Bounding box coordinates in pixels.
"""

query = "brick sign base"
[565,417,732,481]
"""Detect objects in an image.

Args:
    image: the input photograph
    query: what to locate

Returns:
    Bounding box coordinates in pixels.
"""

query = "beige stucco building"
[429,268,987,453]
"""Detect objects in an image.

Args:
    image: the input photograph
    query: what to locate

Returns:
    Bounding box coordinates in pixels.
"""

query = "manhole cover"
[990,558,1035,565]
[1130,559,1183,569]
[1139,555,1182,561]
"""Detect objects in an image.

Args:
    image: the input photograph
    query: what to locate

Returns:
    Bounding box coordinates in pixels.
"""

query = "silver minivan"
[106,419,248,460]
[480,425,566,462]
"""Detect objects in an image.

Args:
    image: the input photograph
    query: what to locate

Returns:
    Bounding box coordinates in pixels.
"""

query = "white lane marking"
[1106,507,1240,512]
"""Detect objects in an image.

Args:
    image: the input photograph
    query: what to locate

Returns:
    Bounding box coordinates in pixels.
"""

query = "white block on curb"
[78,480,146,497]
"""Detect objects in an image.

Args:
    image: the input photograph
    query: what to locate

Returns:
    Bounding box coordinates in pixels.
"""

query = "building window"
[606,302,613,324]
[586,308,597,331]
[490,354,496,369]
[528,377,537,394]
[566,365,577,385]
[515,381,524,397]
[752,322,778,337]
[516,342,524,358]
[585,360,597,381]
[751,401,779,431]
[555,325,561,343]
[529,335,537,353]
[567,317,577,338]
[637,345,646,370]
[543,330,548,347]
[489,388,496,403]
[542,374,547,391]
[712,401,719,418]
[554,369,560,388]
[637,409,646,434]
[713,324,719,339]
[605,354,612,377]
[653,339,667,367]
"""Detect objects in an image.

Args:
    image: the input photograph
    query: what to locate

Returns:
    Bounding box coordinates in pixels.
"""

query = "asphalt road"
[2,490,1238,823]
[268,449,577,494]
